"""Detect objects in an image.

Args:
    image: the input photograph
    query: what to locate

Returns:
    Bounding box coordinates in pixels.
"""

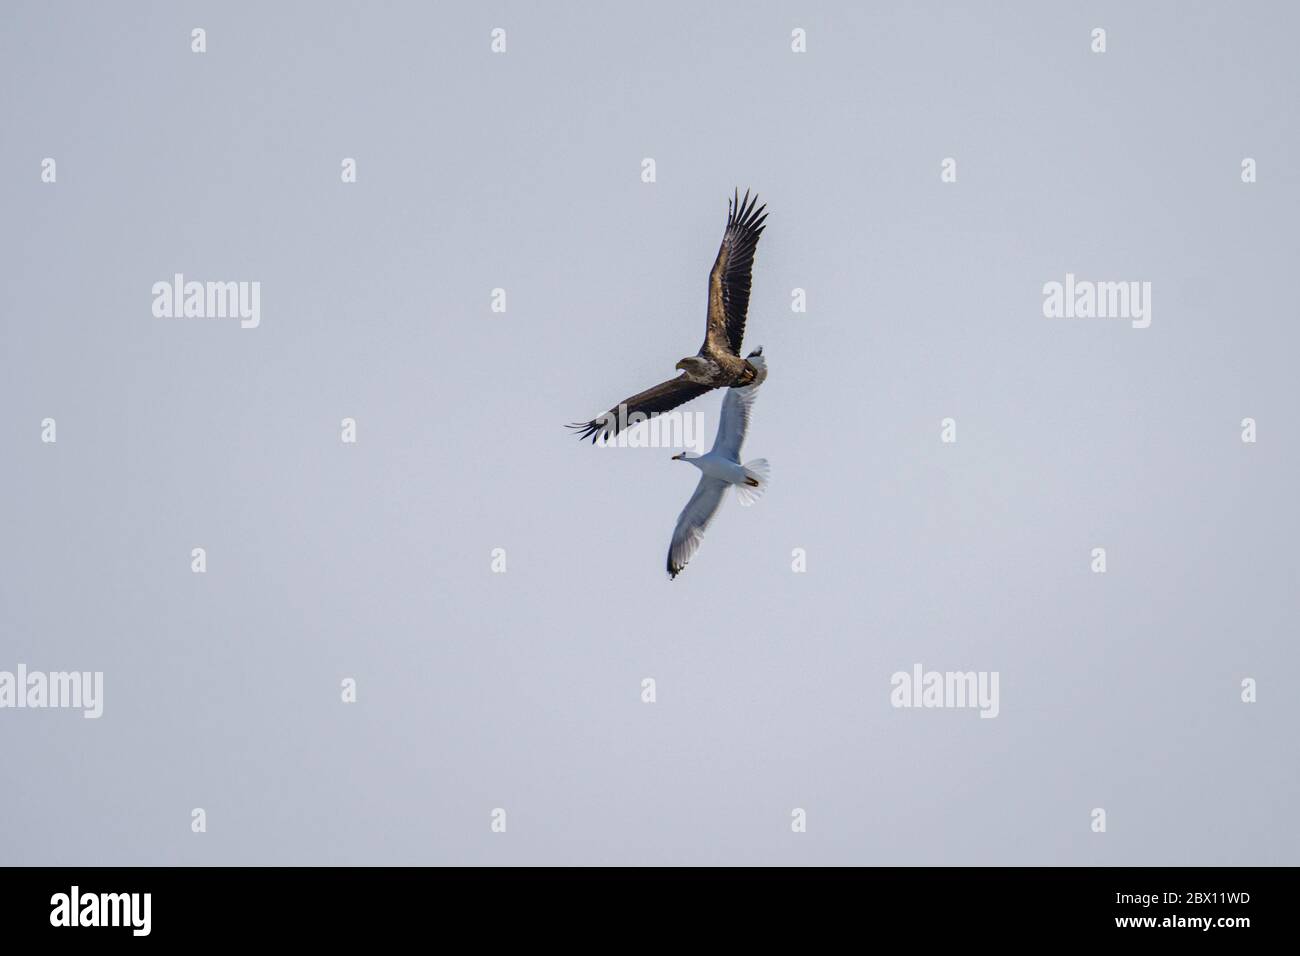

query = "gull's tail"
[735,458,770,507]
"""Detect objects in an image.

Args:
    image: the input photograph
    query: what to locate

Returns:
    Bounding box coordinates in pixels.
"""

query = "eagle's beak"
[674,359,688,371]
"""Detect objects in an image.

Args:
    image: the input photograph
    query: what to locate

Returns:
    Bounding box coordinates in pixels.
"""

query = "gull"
[666,350,770,579]
[570,190,768,443]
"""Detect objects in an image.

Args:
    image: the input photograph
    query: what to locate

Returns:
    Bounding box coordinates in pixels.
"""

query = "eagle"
[570,190,768,443]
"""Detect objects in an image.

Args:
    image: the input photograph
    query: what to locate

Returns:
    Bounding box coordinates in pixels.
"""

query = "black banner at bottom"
[0,866,1277,941]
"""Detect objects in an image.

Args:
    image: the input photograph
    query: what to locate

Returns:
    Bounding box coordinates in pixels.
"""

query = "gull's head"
[672,452,692,462]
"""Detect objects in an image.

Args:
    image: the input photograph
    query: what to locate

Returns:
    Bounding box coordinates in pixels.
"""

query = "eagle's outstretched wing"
[703,190,768,358]
[568,376,713,444]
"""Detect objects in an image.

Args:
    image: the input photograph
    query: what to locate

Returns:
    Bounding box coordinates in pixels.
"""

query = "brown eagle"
[570,190,768,443]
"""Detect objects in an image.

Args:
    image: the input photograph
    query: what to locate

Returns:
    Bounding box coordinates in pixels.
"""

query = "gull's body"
[667,350,770,579]
[685,454,752,486]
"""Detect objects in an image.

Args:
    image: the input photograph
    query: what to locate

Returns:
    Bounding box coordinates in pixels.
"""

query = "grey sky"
[1,1,1296,865]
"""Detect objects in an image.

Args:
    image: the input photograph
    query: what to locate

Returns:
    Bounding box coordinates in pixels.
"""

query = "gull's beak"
[671,453,684,461]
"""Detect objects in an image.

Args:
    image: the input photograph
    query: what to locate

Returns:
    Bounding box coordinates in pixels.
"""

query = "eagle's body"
[676,352,759,388]
[570,190,768,443]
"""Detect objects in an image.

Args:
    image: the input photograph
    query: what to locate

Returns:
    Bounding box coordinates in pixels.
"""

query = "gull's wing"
[569,376,713,443]
[667,476,729,579]
[703,190,768,358]
[710,352,767,459]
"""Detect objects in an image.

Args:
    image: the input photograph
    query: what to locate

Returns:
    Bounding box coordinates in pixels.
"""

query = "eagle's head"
[675,355,713,383]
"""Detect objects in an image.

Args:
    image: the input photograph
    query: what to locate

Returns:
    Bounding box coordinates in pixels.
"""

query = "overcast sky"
[2,0,1296,864]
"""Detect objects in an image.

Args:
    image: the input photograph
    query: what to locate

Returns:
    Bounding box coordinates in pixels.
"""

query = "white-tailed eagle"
[570,190,768,443]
